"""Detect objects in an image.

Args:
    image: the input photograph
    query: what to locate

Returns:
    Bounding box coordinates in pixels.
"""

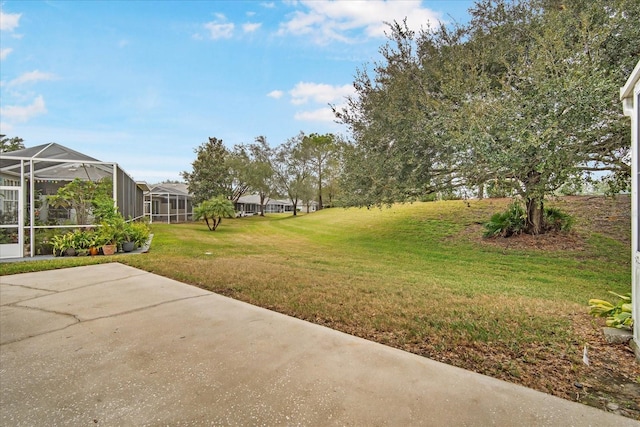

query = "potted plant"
[132,222,151,248]
[121,222,136,252]
[51,232,77,256]
[121,221,150,252]
[98,218,122,255]
[71,229,93,256]
[98,225,117,255]
[85,230,100,256]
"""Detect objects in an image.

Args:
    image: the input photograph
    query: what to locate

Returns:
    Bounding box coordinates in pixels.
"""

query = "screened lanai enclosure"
[0,143,146,259]
[145,182,193,224]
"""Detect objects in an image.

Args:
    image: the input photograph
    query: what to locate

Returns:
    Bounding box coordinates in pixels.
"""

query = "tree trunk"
[525,197,544,235]
[212,217,221,230]
[478,184,484,200]
[318,164,323,210]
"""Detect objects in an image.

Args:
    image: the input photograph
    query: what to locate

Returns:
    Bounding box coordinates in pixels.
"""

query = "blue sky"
[1,1,473,183]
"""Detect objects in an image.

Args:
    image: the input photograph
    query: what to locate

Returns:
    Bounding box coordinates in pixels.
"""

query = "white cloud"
[261,2,276,8]
[279,0,441,44]
[0,10,21,32]
[267,90,284,99]
[294,107,337,122]
[0,95,47,123]
[7,70,56,87]
[204,16,235,40]
[0,47,12,60]
[243,22,262,33]
[289,82,353,105]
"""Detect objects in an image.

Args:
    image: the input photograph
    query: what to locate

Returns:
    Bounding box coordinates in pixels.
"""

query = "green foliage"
[273,132,314,215]
[72,230,94,250]
[181,137,234,205]
[589,292,633,330]
[233,136,274,214]
[122,221,151,247]
[0,136,25,153]
[98,214,126,245]
[543,207,574,232]
[486,180,515,199]
[47,178,113,225]
[194,196,235,231]
[484,202,526,237]
[51,232,76,254]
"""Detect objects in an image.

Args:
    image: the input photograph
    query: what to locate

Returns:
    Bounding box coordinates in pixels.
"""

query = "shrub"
[483,201,526,237]
[543,207,574,232]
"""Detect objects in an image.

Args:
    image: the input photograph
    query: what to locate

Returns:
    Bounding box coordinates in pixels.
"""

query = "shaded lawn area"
[2,196,637,418]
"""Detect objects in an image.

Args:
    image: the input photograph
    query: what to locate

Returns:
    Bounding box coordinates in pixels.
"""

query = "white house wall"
[621,59,640,355]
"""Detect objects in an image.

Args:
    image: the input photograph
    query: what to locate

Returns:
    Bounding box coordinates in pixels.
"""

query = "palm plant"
[194,196,235,231]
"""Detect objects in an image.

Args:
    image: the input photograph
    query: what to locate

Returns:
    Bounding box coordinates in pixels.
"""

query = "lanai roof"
[0,142,112,180]
[149,182,191,196]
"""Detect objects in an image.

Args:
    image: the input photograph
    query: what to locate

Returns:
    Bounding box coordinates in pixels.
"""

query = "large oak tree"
[336,0,638,234]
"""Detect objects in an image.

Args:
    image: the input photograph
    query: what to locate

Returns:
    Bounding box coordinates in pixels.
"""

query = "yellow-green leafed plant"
[589,291,633,330]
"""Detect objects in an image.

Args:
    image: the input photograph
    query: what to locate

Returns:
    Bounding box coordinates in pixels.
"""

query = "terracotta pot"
[102,244,117,255]
[89,247,99,256]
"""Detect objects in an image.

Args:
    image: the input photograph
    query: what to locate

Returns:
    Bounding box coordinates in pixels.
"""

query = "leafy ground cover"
[2,195,637,418]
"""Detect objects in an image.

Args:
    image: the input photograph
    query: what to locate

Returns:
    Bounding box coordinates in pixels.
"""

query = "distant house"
[235,194,293,215]
[234,194,318,215]
[620,59,640,358]
[145,182,193,223]
[0,143,145,259]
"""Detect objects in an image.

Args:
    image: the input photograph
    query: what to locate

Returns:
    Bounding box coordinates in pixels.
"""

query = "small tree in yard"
[194,196,235,231]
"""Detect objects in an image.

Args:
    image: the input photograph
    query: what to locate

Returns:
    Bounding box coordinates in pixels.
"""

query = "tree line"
[181,132,342,216]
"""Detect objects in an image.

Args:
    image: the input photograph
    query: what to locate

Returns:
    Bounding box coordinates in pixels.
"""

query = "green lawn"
[1,196,632,402]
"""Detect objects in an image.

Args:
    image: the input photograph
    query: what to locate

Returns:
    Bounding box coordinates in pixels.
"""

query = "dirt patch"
[572,313,640,418]
[459,223,587,252]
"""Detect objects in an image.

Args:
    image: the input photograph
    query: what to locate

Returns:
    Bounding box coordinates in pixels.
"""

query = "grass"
[1,196,633,407]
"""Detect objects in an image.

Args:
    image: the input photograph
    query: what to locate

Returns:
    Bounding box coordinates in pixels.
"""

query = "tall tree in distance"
[226,146,251,205]
[273,132,312,216]
[181,137,230,205]
[301,133,337,210]
[246,136,275,216]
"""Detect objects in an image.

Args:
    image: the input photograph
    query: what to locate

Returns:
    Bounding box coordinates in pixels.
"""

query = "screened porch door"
[0,185,23,259]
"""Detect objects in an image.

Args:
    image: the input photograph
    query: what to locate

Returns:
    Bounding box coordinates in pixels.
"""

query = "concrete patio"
[1,263,637,426]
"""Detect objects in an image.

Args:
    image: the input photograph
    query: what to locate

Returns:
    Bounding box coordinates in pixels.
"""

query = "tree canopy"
[181,137,231,205]
[0,136,25,153]
[335,0,638,233]
[273,132,313,216]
